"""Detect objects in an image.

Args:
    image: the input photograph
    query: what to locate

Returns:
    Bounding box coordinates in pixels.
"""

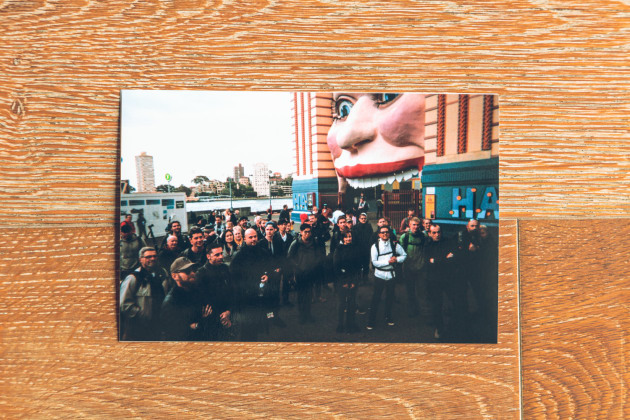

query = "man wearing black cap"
[287,224,324,324]
[230,228,274,340]
[237,216,249,232]
[161,257,219,341]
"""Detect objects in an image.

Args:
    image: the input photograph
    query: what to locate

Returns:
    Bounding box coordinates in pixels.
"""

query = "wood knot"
[10,98,25,117]
[13,57,21,65]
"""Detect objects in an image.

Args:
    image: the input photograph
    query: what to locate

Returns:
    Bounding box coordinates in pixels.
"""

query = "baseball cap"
[170,257,196,273]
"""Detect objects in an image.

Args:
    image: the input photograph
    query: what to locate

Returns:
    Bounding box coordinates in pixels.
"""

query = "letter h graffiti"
[452,188,475,219]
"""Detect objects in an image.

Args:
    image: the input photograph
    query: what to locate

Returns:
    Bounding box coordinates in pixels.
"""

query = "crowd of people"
[119,204,498,342]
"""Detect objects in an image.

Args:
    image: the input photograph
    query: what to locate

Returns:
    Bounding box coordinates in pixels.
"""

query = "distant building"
[239,176,251,186]
[234,163,245,181]
[135,152,156,192]
[253,163,270,197]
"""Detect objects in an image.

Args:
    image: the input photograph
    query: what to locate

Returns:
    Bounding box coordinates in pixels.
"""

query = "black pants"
[358,250,371,283]
[337,284,358,328]
[281,273,292,304]
[428,276,467,337]
[404,268,421,315]
[368,277,396,325]
[238,305,265,341]
[296,274,314,322]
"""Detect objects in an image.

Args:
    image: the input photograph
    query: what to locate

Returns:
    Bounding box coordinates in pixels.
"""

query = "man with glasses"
[367,226,407,330]
[120,247,168,341]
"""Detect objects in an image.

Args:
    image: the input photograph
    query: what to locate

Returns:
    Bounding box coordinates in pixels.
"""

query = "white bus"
[120,192,188,241]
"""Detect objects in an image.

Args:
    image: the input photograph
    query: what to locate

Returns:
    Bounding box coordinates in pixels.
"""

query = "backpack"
[371,239,401,278]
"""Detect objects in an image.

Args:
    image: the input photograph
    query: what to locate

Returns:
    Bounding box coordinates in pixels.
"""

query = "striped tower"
[290,92,338,221]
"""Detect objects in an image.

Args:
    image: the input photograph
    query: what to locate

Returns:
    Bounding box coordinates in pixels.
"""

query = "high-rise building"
[252,163,270,197]
[135,152,156,192]
[234,163,245,181]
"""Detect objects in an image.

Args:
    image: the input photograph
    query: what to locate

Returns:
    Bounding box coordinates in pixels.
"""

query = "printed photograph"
[118,91,499,343]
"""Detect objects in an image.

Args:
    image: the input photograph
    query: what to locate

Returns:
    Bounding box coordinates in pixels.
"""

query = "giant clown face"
[326,93,426,192]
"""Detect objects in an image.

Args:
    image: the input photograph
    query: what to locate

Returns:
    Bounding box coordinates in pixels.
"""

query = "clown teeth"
[344,167,420,189]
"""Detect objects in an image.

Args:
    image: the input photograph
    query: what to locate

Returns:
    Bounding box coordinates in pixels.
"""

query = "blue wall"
[291,177,338,222]
[421,157,499,228]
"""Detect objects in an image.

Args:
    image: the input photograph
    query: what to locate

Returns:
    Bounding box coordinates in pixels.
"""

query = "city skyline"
[123,154,292,190]
[120,91,294,189]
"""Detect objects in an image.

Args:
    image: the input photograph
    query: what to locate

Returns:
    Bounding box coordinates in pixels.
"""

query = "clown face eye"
[373,93,400,106]
[333,98,354,120]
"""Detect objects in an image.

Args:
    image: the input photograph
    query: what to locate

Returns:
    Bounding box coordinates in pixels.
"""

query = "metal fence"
[383,190,421,234]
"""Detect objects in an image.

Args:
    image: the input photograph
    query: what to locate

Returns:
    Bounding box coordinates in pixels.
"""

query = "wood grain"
[1,0,629,417]
[0,223,519,418]
[519,220,630,419]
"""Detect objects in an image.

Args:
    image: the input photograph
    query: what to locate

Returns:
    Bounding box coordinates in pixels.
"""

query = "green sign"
[165,173,172,181]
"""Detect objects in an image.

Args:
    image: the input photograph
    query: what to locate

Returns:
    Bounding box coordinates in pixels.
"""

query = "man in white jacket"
[367,226,407,330]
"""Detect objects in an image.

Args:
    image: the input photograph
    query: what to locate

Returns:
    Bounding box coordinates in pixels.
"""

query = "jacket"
[195,262,234,316]
[120,234,146,272]
[119,266,168,340]
[370,240,407,281]
[230,244,273,305]
[333,243,361,287]
[287,237,323,278]
[161,284,219,341]
[399,231,427,272]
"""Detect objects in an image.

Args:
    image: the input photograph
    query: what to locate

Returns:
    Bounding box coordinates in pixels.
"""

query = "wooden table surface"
[1,1,628,418]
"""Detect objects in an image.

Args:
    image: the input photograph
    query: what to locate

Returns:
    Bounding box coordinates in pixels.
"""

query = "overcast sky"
[121,90,294,188]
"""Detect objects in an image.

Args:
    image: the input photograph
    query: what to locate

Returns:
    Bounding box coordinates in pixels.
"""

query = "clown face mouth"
[343,166,421,189]
[336,157,423,188]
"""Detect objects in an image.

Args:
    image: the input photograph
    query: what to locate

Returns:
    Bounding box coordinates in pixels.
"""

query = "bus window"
[129,200,145,206]
[162,199,175,206]
[146,199,160,205]
[120,201,128,207]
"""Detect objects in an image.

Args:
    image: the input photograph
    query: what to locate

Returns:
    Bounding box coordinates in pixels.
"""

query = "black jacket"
[333,243,361,287]
[179,246,207,267]
[424,237,457,280]
[287,238,323,279]
[351,222,374,251]
[161,284,219,341]
[230,245,273,306]
[195,262,234,316]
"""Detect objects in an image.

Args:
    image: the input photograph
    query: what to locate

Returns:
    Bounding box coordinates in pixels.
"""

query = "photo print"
[118,91,499,343]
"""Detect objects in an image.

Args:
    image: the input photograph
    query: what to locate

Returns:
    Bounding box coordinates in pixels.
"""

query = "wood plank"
[520,220,630,419]
[0,222,519,418]
[0,1,628,223]
[1,1,629,417]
